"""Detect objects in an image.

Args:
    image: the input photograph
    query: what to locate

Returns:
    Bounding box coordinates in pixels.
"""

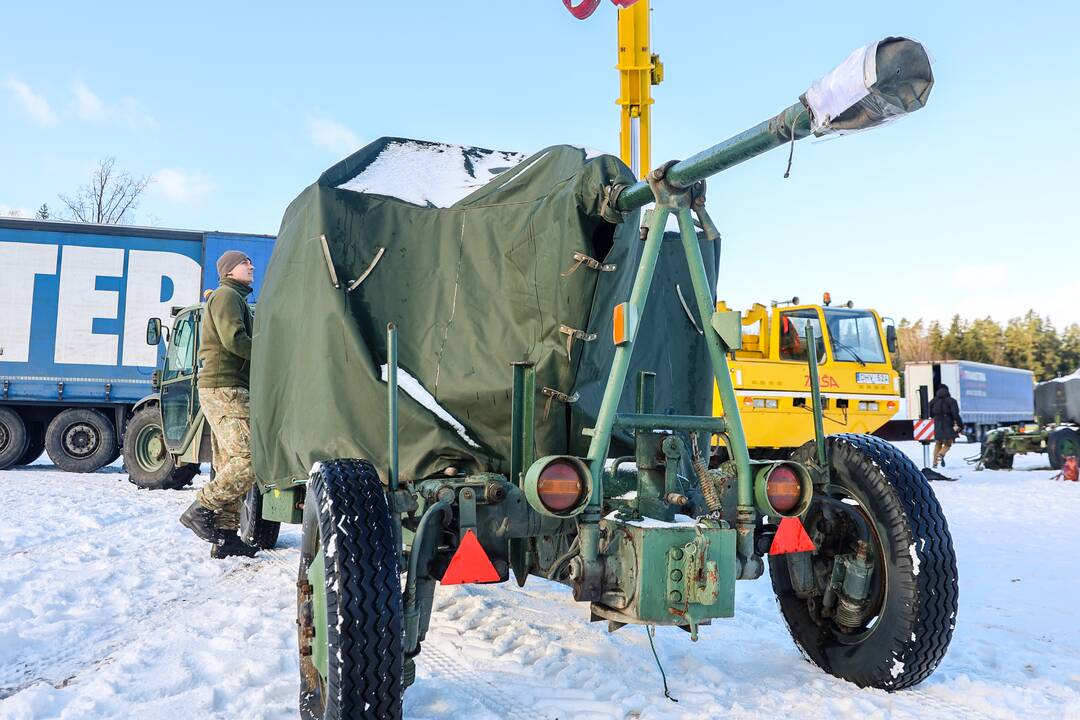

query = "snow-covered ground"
[2,441,1078,719]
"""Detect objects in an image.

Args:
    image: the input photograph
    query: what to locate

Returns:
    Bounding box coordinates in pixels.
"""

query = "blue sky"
[2,1,1077,327]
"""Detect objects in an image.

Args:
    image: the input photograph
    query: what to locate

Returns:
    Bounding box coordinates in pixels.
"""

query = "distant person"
[929,385,964,468]
[179,250,259,558]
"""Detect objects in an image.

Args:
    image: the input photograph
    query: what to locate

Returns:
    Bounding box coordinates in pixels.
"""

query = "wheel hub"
[804,490,887,644]
[0,424,8,452]
[63,422,99,458]
[135,424,167,470]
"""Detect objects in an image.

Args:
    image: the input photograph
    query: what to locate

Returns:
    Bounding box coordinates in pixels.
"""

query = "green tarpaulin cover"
[252,137,719,488]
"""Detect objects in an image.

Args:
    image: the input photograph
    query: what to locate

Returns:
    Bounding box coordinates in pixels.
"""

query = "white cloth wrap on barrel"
[803,37,927,136]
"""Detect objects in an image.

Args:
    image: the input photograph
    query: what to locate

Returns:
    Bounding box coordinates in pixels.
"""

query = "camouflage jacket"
[198,278,253,389]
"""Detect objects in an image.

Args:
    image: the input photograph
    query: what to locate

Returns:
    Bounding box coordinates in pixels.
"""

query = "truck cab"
[714,298,900,456]
[157,305,212,462]
[122,304,211,489]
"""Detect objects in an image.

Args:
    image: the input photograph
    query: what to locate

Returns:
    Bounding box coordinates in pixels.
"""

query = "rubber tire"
[240,484,281,549]
[298,459,403,720]
[45,408,118,473]
[15,422,45,466]
[980,439,1013,470]
[167,464,200,490]
[124,406,180,489]
[0,407,30,470]
[1047,427,1080,470]
[769,434,958,691]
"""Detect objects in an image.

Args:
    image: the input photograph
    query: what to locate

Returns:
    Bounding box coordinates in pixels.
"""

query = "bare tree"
[58,157,151,224]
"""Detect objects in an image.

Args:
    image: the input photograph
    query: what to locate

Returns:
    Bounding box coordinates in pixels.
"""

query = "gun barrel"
[614,36,934,213]
[615,102,810,212]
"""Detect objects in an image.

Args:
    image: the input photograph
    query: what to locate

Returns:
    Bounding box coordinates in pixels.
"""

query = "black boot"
[210,531,259,559]
[180,500,221,543]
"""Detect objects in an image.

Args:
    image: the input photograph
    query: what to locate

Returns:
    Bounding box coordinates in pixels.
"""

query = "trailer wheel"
[769,434,958,691]
[0,407,30,470]
[298,459,403,720]
[1047,427,1080,470]
[980,437,1013,470]
[240,484,280,549]
[15,427,46,468]
[45,408,118,473]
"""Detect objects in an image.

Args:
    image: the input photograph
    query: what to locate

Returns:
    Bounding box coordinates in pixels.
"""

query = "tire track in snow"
[1,507,164,560]
[421,644,551,720]
[0,549,292,699]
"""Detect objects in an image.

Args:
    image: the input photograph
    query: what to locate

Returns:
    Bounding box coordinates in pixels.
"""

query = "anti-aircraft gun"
[247,37,954,719]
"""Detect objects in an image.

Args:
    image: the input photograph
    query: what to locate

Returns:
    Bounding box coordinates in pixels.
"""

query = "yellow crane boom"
[616,1,662,177]
[563,0,662,178]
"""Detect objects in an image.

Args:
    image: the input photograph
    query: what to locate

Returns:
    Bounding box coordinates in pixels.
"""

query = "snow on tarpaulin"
[251,135,720,488]
[336,139,527,207]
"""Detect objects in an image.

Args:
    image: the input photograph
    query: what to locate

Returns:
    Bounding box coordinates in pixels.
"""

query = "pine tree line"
[895,312,1080,382]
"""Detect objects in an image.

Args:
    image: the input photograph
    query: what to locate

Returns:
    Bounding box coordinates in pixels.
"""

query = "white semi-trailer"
[903,360,1035,440]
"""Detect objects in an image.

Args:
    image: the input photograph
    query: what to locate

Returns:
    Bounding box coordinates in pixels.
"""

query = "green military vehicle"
[124,304,279,548]
[154,37,955,720]
[980,372,1080,469]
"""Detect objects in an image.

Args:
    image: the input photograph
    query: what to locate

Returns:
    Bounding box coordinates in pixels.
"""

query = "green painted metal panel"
[596,516,736,626]
[710,311,742,351]
[308,548,329,679]
[262,486,304,523]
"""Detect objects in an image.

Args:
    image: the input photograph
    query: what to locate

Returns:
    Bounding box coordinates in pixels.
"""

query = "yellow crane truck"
[714,295,900,459]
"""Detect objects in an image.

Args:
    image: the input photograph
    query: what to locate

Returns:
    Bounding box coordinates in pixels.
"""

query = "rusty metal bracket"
[541,386,580,420]
[562,251,616,277]
[559,325,597,364]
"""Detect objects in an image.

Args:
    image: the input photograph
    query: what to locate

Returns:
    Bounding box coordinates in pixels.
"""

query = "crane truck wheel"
[239,484,280,549]
[44,408,118,473]
[1047,427,1080,471]
[298,459,403,720]
[0,407,30,470]
[769,434,958,691]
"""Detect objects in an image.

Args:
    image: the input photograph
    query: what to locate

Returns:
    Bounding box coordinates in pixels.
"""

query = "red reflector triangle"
[441,529,501,585]
[770,516,816,555]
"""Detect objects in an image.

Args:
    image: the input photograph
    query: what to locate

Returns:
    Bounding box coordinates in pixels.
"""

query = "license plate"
[856,372,890,385]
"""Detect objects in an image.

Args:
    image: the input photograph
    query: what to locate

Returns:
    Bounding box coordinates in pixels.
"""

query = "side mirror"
[886,324,898,354]
[151,369,162,390]
[146,318,162,346]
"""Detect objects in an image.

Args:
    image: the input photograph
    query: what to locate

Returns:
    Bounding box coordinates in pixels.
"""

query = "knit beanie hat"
[216,250,250,279]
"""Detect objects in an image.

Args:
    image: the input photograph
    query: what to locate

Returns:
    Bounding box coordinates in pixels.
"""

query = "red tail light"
[537,460,586,512]
[766,465,801,514]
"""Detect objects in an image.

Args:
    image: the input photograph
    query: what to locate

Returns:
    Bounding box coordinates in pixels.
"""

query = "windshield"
[163,313,197,381]
[777,310,826,363]
[824,309,886,364]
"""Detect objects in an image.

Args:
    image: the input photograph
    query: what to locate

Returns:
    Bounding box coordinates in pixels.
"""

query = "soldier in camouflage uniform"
[179,250,259,558]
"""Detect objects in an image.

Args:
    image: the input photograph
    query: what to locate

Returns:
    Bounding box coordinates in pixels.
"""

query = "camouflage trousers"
[195,386,256,530]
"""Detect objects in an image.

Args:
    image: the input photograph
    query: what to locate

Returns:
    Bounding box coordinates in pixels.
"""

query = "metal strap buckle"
[541,386,580,420]
[559,325,597,364]
[561,251,616,277]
